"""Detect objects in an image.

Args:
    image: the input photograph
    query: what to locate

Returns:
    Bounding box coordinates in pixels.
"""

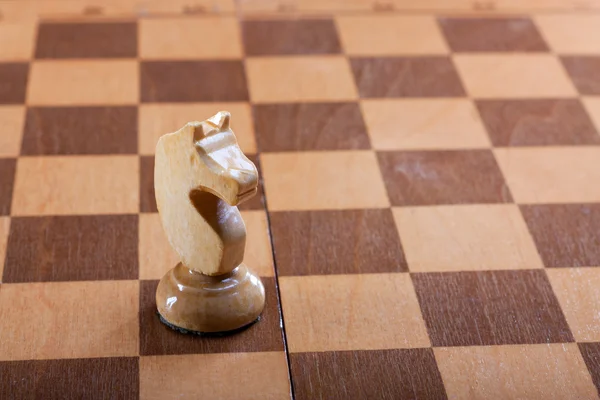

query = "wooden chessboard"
[2,2,600,399]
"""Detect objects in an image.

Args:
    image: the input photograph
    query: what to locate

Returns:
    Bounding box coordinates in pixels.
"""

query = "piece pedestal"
[156,263,265,334]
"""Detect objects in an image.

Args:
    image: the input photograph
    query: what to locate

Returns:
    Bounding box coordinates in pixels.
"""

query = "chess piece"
[153,111,265,334]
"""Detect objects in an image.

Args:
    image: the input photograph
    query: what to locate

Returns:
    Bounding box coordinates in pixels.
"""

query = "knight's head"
[191,111,258,206]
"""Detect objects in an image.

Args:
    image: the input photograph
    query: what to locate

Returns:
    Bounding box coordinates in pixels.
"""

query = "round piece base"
[156,263,266,334]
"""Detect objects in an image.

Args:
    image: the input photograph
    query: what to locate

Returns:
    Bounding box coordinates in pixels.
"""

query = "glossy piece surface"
[156,263,265,333]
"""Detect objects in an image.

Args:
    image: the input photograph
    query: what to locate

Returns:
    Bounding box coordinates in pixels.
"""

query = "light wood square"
[0,1,101,21]
[139,17,242,60]
[246,56,358,103]
[0,106,25,157]
[494,147,600,204]
[336,15,448,55]
[0,217,9,281]
[237,0,369,12]
[393,205,543,272]
[140,352,290,400]
[280,274,430,352]
[100,0,235,13]
[582,97,600,134]
[361,99,490,150]
[27,60,138,105]
[435,344,598,400]
[12,156,139,216]
[454,54,577,99]
[261,151,389,211]
[138,213,180,280]
[0,280,139,361]
[139,103,256,155]
[0,23,36,60]
[241,210,275,277]
[535,15,600,54]
[548,268,600,342]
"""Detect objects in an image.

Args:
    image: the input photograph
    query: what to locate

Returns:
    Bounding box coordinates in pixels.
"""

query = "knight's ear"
[207,111,231,131]
[217,111,230,130]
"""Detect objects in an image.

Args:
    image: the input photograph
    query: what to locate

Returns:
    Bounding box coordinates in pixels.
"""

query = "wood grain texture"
[0,358,139,400]
[261,151,389,211]
[578,342,600,398]
[476,99,600,146]
[0,63,28,104]
[438,17,549,52]
[336,15,449,56]
[22,106,138,155]
[495,148,600,204]
[393,204,543,272]
[377,149,512,206]
[280,274,430,352]
[3,215,138,282]
[435,344,598,400]
[253,102,370,151]
[454,54,578,99]
[140,61,249,102]
[35,22,138,59]
[246,56,357,103]
[0,280,139,360]
[139,17,242,60]
[350,57,466,98]
[290,349,447,400]
[561,56,600,95]
[270,209,407,275]
[11,155,139,216]
[0,158,16,216]
[547,268,600,341]
[140,352,291,400]
[412,270,574,346]
[520,204,600,268]
[26,60,138,106]
[0,106,25,157]
[242,19,341,55]
[360,98,490,150]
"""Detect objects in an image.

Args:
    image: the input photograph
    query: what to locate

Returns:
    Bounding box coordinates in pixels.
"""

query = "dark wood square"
[270,209,407,276]
[578,343,600,398]
[140,61,249,102]
[140,155,157,213]
[252,102,370,152]
[290,349,448,400]
[3,215,138,283]
[0,158,16,216]
[22,107,138,155]
[476,99,600,146]
[561,57,600,95]
[350,57,466,98]
[377,150,512,206]
[139,278,283,355]
[520,204,600,268]
[242,19,341,55]
[35,22,137,59]
[412,270,574,347]
[0,358,139,400]
[0,63,28,104]
[438,17,548,52]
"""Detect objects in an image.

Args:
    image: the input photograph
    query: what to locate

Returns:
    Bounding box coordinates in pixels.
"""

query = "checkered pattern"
[1,8,600,400]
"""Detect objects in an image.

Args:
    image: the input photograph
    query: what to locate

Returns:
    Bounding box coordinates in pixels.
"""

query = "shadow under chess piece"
[153,111,265,334]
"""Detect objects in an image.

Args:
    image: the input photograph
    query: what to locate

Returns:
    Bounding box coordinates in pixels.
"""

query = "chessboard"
[2,2,600,399]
